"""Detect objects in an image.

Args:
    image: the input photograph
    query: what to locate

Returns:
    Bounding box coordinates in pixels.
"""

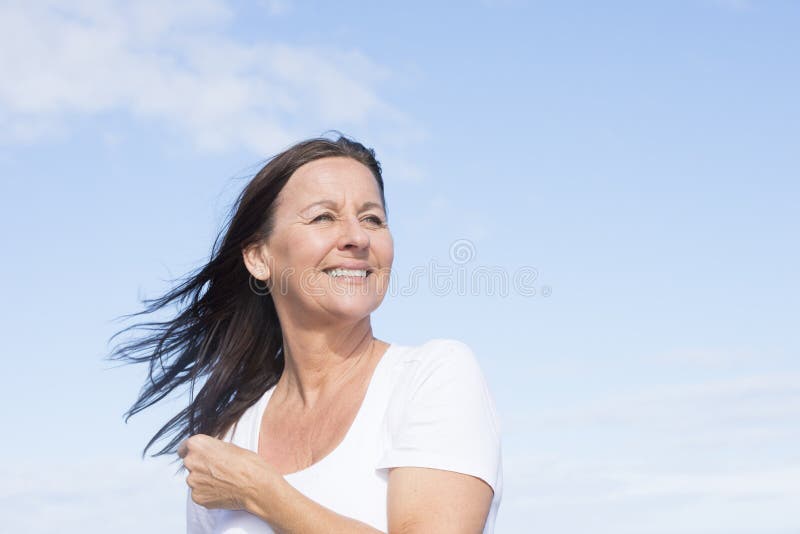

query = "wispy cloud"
[0,0,424,155]
[1,456,185,533]
[652,346,754,366]
[523,372,800,448]
[498,368,800,532]
[501,452,800,534]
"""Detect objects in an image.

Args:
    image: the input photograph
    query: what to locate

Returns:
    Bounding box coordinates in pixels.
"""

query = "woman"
[110,134,502,533]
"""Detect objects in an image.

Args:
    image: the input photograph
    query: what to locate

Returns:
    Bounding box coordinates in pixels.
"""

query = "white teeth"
[326,268,368,278]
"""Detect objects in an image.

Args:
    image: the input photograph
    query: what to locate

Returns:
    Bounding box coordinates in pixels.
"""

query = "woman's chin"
[312,296,382,323]
[327,302,381,321]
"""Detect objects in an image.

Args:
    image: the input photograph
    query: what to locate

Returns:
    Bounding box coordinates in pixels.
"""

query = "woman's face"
[250,156,394,326]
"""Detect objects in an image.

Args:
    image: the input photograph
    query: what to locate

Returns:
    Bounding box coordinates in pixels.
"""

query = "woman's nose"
[337,217,370,250]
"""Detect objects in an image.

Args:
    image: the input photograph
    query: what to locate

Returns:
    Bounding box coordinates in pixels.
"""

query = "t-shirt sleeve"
[375,339,502,494]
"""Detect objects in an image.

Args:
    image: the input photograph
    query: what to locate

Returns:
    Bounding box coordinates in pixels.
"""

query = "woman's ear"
[242,244,271,281]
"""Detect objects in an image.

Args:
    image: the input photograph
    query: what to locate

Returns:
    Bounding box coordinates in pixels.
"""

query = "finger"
[183,451,202,472]
[190,488,209,507]
[177,438,189,459]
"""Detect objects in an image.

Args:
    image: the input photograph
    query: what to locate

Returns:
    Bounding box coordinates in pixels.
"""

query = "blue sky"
[1,1,798,532]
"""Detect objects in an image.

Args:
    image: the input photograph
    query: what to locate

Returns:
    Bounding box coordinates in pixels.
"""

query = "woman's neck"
[275,318,381,409]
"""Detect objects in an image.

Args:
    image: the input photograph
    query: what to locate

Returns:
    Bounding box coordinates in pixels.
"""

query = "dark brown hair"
[108,133,386,457]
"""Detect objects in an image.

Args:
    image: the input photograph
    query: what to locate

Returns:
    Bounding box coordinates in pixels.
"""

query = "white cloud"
[1,456,185,533]
[497,369,800,532]
[497,450,800,534]
[0,0,424,157]
[653,346,754,366]
[500,452,800,533]
[504,454,800,504]
[536,372,800,428]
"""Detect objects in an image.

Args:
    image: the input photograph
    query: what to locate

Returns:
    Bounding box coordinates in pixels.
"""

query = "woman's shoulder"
[378,337,502,485]
[387,338,486,387]
[391,337,479,367]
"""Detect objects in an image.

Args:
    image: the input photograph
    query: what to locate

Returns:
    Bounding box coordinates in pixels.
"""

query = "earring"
[249,267,271,296]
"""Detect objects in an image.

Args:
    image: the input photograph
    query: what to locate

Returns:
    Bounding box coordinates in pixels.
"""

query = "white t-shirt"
[186,338,503,533]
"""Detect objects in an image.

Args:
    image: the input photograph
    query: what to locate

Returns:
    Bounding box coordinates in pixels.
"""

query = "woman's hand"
[178,434,276,511]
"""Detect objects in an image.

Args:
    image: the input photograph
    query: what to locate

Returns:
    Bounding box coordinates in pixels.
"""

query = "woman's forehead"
[278,157,382,210]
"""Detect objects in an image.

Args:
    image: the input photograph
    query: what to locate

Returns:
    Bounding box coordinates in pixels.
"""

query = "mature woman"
[111,135,502,533]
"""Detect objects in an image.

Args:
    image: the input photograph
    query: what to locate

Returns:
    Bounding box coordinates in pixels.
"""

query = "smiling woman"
[108,134,502,533]
[242,156,395,330]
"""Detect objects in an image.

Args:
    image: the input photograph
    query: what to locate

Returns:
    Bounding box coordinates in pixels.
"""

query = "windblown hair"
[108,133,386,457]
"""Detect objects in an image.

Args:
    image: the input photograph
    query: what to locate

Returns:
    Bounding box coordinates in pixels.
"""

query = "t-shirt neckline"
[252,342,398,479]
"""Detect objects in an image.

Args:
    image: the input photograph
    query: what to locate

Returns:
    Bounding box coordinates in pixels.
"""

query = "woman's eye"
[310,213,384,225]
[311,213,335,223]
[364,215,385,226]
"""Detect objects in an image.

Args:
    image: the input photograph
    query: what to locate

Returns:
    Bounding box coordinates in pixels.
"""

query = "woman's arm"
[180,435,493,534]
[246,474,382,534]
[179,434,382,533]
[386,467,493,533]
[249,465,492,534]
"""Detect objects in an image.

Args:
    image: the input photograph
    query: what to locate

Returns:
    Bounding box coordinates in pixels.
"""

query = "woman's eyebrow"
[299,200,384,213]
